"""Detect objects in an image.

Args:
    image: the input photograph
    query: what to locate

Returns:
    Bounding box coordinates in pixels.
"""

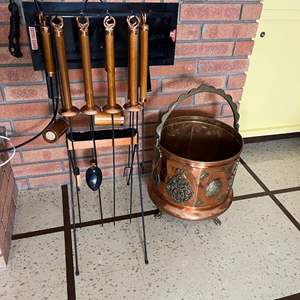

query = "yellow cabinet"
[240,0,300,137]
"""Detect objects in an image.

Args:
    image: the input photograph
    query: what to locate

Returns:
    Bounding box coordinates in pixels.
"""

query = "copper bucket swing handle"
[156,84,240,145]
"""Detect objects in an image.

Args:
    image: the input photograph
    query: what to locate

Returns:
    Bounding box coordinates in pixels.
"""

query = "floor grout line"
[61,185,77,300]
[272,186,300,195]
[12,209,159,240]
[12,183,300,241]
[240,158,300,231]
[233,191,268,201]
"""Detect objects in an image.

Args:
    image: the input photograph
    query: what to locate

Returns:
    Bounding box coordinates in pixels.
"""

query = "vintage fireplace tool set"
[12,1,244,278]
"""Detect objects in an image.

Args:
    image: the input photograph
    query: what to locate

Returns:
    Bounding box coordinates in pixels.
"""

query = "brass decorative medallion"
[166,172,193,203]
[206,179,222,197]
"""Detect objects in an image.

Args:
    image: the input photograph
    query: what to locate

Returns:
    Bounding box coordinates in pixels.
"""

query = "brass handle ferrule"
[94,111,124,126]
[77,16,97,115]
[51,17,78,117]
[140,13,149,103]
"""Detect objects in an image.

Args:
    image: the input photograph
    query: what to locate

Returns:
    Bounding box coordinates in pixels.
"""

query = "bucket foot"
[213,217,221,226]
[154,210,162,219]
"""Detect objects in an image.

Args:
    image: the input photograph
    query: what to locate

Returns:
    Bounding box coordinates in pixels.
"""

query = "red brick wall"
[0,0,262,190]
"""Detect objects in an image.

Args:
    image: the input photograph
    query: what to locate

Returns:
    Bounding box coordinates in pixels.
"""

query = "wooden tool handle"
[77,16,97,115]
[127,15,140,107]
[140,13,149,103]
[39,13,55,77]
[104,16,117,109]
[52,17,75,116]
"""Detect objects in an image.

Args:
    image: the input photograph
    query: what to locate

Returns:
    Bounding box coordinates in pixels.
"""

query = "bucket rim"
[158,115,244,167]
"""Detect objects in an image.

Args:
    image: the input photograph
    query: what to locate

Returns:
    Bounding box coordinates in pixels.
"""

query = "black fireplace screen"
[22,2,178,71]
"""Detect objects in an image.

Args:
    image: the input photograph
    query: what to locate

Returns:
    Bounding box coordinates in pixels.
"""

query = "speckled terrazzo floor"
[1,138,300,300]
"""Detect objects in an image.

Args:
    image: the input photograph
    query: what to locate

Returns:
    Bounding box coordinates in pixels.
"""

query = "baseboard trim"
[243,132,300,144]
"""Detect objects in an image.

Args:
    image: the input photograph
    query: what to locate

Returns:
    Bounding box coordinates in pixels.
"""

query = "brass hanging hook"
[76,15,89,34]
[127,14,140,31]
[51,16,64,34]
[103,14,116,32]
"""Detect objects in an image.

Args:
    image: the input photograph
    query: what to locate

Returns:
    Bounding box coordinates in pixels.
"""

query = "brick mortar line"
[15,147,154,163]
[0,63,34,68]
[178,20,258,25]
[181,1,260,4]
[175,38,253,44]
[15,159,153,181]
[1,99,50,105]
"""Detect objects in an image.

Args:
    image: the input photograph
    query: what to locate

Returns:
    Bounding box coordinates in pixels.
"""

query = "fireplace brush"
[103,13,121,224]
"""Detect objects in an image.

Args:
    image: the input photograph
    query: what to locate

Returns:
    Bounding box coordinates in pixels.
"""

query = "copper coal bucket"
[147,84,243,220]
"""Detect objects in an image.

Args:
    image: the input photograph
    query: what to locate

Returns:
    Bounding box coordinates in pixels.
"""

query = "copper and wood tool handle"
[51,17,73,112]
[77,16,96,113]
[127,15,140,107]
[39,13,55,77]
[104,16,117,108]
[139,13,149,103]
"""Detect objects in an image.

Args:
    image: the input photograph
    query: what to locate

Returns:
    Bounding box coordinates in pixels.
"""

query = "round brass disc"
[124,103,142,112]
[60,106,79,117]
[81,105,99,115]
[103,104,122,114]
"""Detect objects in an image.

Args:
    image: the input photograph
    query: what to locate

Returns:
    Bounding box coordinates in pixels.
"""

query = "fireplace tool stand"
[66,112,150,274]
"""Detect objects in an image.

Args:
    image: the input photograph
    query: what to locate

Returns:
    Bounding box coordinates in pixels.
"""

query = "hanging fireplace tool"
[51,16,81,275]
[76,15,104,221]
[139,12,149,173]
[103,13,122,225]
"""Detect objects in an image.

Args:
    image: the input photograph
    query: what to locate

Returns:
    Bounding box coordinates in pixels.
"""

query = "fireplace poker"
[139,12,149,173]
[135,111,148,264]
[103,14,122,224]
